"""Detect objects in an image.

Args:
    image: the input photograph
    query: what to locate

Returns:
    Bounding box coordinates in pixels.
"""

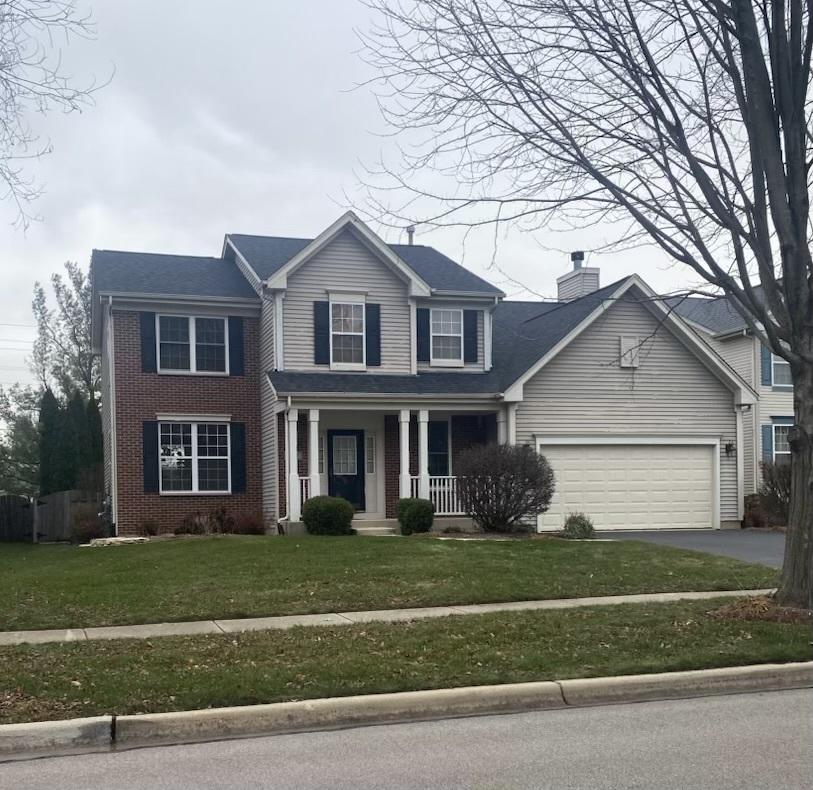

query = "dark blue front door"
[327,430,365,511]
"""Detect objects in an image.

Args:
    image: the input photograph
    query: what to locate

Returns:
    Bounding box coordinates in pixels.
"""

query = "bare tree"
[1,0,99,228]
[362,0,813,607]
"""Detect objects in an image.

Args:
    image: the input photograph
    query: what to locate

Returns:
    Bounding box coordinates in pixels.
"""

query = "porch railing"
[409,475,465,516]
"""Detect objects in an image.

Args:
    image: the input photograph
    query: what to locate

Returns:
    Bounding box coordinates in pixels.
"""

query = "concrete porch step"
[353,520,400,536]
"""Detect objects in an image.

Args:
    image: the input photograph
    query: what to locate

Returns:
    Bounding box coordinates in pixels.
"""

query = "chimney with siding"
[557,251,600,301]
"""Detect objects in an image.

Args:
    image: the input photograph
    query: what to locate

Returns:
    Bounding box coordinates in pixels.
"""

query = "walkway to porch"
[282,406,510,521]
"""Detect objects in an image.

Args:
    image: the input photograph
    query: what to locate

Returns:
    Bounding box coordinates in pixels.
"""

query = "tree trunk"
[776,360,813,609]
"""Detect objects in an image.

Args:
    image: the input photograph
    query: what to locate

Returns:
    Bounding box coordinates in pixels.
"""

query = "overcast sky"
[0,0,704,388]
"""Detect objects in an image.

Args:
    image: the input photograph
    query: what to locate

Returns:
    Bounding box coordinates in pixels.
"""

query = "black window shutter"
[143,421,159,493]
[314,302,330,365]
[416,308,430,362]
[140,312,157,373]
[228,317,245,375]
[463,310,478,364]
[366,304,381,366]
[230,422,247,493]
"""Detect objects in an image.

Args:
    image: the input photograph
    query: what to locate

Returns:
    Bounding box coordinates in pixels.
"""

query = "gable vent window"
[157,315,228,374]
[330,301,365,367]
[619,336,641,368]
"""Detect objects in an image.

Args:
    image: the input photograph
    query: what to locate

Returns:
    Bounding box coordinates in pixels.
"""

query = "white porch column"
[418,409,430,499]
[399,409,411,499]
[308,409,320,499]
[506,403,518,445]
[287,408,301,521]
[497,408,508,444]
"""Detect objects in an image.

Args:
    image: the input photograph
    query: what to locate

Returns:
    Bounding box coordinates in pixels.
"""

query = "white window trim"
[429,308,464,368]
[156,315,230,376]
[329,299,366,371]
[772,423,792,463]
[158,421,232,495]
[771,353,792,388]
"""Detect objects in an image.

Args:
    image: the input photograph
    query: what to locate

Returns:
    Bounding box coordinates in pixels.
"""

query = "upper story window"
[772,354,792,387]
[773,424,791,465]
[431,309,463,365]
[158,315,228,374]
[330,302,365,368]
[159,421,230,493]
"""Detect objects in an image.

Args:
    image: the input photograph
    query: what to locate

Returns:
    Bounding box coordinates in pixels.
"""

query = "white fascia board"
[102,293,261,316]
[264,211,432,297]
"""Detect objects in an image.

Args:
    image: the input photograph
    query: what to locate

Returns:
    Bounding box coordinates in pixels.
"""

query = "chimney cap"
[406,225,416,245]
[570,250,585,268]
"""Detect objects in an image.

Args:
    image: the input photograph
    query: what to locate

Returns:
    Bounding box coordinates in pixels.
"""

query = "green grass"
[0,600,808,724]
[0,536,777,631]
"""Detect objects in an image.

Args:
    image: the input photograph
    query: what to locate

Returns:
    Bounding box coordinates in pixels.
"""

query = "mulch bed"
[709,595,812,625]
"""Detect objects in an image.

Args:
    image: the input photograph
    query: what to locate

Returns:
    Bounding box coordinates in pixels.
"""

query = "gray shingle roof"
[91,250,259,300]
[226,233,502,296]
[668,295,751,335]
[268,278,629,396]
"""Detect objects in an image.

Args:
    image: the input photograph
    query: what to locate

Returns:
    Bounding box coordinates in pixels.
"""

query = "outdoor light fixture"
[725,442,735,456]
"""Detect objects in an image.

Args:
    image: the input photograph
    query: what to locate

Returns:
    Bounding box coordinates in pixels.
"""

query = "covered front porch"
[279,403,513,523]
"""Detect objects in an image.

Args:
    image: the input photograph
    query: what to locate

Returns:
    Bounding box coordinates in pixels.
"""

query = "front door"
[327,430,365,511]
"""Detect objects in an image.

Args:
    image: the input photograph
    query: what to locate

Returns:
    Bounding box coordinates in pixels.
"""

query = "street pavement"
[606,528,785,567]
[1,689,810,789]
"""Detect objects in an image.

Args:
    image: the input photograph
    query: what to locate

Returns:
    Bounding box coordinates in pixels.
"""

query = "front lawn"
[0,600,808,724]
[0,536,777,631]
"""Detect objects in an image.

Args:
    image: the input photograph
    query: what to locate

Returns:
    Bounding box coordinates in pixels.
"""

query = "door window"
[332,435,358,475]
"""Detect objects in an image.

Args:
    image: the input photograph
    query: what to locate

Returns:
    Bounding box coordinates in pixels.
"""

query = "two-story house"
[91,212,757,536]
[672,293,794,494]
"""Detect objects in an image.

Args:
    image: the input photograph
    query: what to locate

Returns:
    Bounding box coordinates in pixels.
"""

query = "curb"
[1,662,810,762]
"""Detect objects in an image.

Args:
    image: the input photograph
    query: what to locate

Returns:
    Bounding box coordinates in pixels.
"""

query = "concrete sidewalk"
[0,588,773,647]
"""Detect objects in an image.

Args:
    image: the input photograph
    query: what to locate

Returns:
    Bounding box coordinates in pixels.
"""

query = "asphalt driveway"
[606,529,785,568]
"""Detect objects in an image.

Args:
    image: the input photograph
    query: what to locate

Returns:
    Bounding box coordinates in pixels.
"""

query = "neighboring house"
[671,293,794,495]
[91,212,756,536]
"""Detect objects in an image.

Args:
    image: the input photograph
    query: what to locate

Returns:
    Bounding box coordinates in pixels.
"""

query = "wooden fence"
[0,490,103,543]
[0,495,33,542]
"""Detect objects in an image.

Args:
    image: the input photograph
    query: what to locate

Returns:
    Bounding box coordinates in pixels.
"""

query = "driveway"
[606,529,785,568]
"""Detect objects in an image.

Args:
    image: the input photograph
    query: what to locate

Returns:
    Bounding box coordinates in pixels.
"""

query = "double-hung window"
[158,316,228,374]
[430,309,463,365]
[773,424,792,465]
[772,354,792,387]
[159,422,231,493]
[330,302,365,367]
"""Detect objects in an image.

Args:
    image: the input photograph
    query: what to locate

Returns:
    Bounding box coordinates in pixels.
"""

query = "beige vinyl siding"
[282,229,412,373]
[755,338,794,486]
[259,298,278,520]
[417,303,486,372]
[516,299,740,521]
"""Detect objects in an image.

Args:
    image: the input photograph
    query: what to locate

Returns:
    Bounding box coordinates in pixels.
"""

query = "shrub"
[759,461,791,525]
[232,511,267,535]
[456,444,555,533]
[302,495,355,535]
[562,512,595,539]
[743,494,769,529]
[71,503,106,543]
[396,497,435,535]
[141,519,160,537]
[209,508,236,534]
[174,512,208,535]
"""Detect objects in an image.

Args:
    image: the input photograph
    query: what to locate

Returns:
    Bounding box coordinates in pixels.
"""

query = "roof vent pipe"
[571,250,585,269]
[406,225,415,245]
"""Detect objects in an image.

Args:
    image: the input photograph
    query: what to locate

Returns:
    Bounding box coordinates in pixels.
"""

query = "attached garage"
[536,439,719,532]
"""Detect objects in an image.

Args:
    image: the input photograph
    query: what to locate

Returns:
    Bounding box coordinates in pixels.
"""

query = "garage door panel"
[538,443,715,531]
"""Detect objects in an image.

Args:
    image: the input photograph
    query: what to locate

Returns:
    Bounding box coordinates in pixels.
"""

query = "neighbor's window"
[330,303,365,366]
[772,354,792,387]
[158,316,227,373]
[430,309,463,363]
[159,422,230,493]
[773,424,792,465]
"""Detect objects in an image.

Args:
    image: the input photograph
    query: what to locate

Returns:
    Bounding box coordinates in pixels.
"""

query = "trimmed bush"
[141,519,160,537]
[302,495,355,535]
[232,511,267,535]
[743,494,769,529]
[396,497,435,535]
[456,444,555,533]
[562,512,595,539]
[174,512,207,535]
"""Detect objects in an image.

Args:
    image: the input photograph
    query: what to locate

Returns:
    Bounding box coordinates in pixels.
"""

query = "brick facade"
[112,310,262,535]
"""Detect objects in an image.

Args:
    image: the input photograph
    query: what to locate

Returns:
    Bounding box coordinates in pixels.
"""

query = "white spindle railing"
[299,477,311,504]
[409,475,465,516]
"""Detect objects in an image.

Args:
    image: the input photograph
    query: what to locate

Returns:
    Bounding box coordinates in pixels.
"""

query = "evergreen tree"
[37,389,60,496]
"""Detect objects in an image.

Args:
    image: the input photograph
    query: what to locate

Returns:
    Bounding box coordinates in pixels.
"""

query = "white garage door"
[537,443,715,531]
